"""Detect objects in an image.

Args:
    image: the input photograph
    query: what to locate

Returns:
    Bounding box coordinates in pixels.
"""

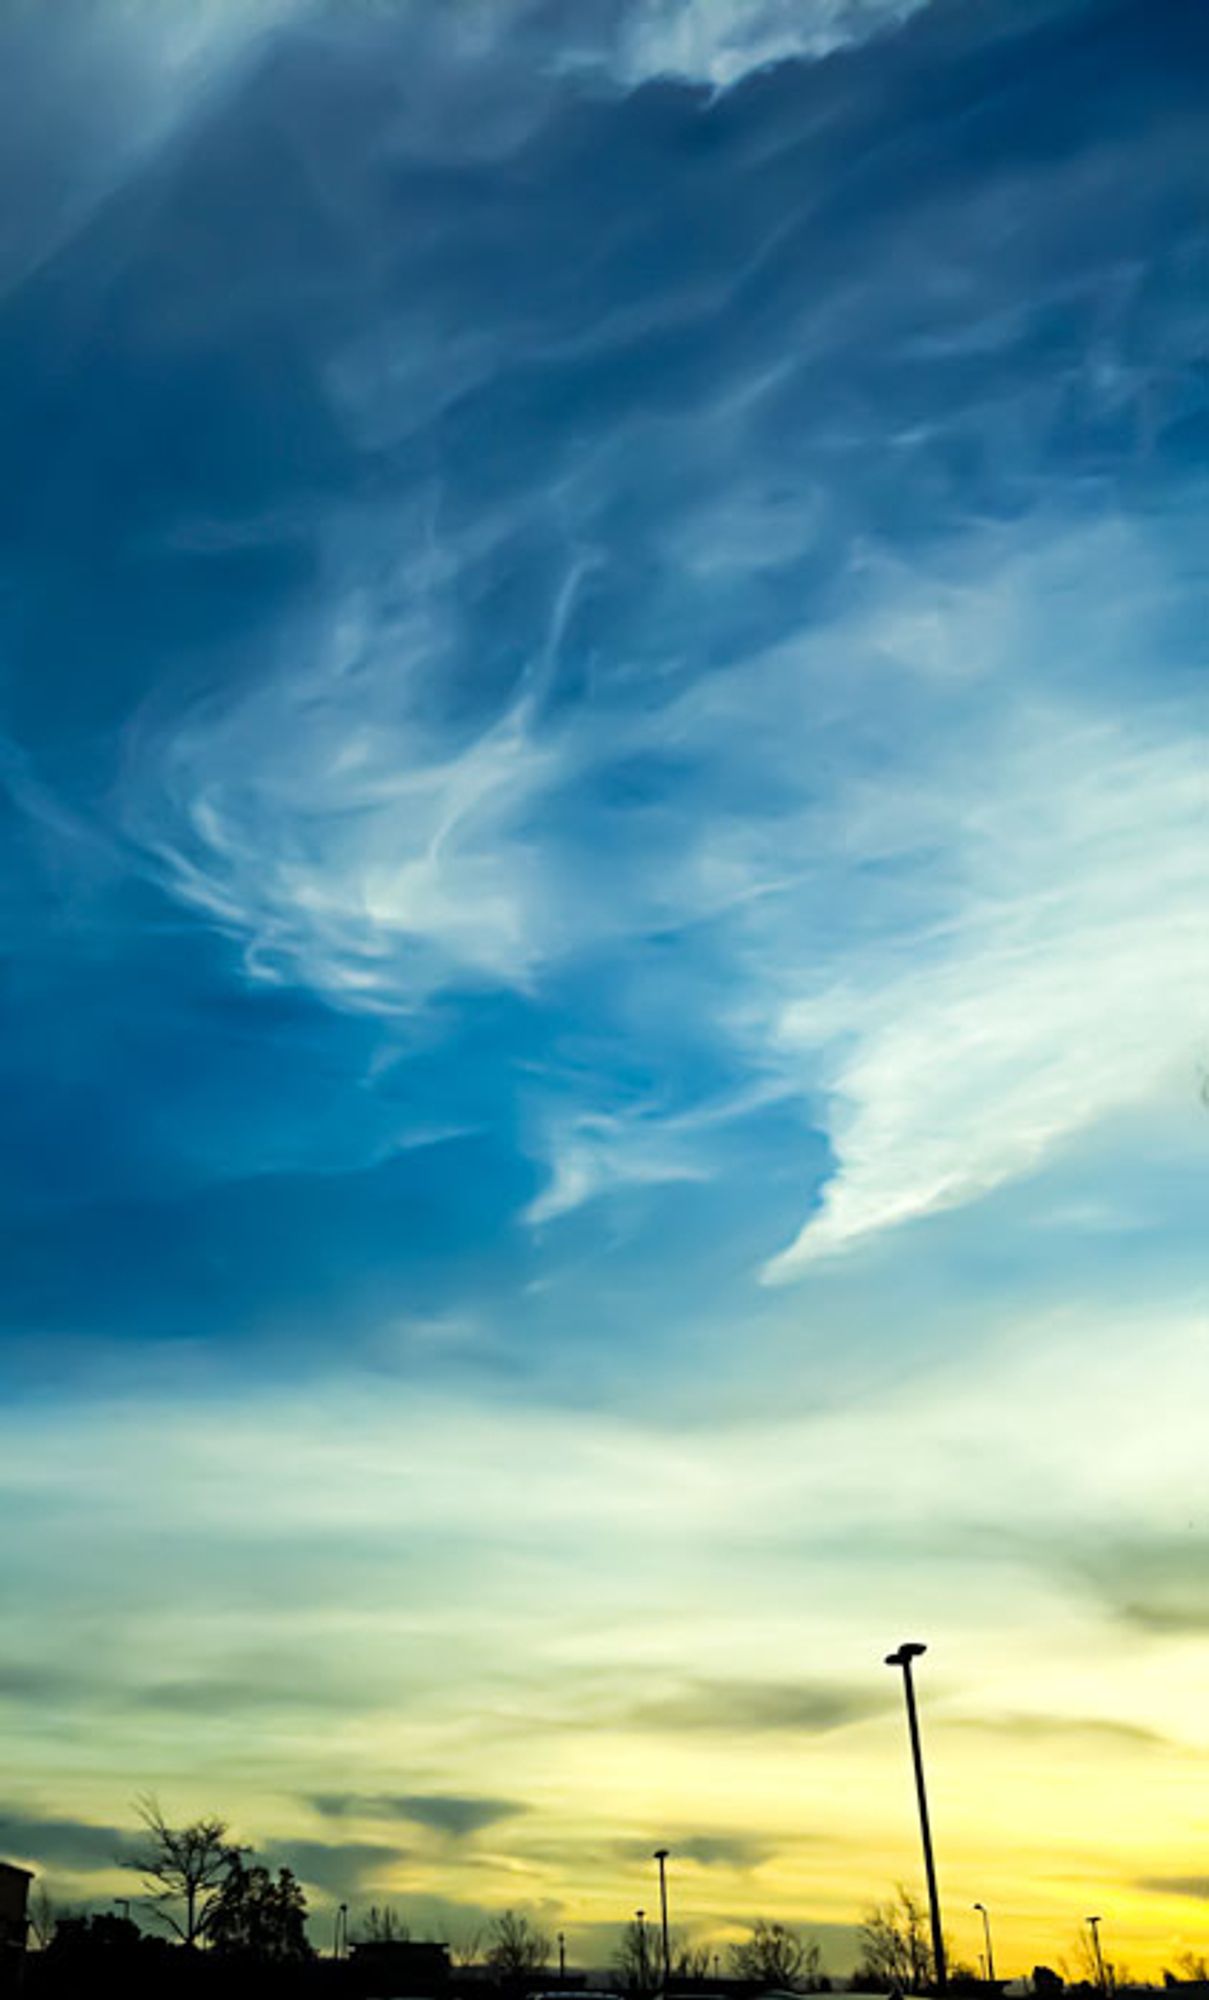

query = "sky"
[0,0,1207,1977]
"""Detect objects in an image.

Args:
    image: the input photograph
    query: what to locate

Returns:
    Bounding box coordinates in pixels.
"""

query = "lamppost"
[885,1642,947,1994]
[559,1932,567,1979]
[973,1904,996,1985]
[654,1850,671,1998]
[333,1903,348,1959]
[1087,1917,1107,1995]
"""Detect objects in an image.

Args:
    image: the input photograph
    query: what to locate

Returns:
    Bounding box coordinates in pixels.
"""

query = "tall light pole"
[559,1932,566,1979]
[1087,1917,1107,1995]
[654,1850,671,1999]
[885,1642,947,1994]
[973,1904,995,1985]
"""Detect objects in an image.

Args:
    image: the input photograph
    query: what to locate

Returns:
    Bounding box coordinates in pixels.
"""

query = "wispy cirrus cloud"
[17,0,1194,1282]
[123,501,1207,1276]
[522,518,1206,1268]
[597,0,936,90]
[523,1081,784,1226]
[760,685,1206,1275]
[127,640,564,1016]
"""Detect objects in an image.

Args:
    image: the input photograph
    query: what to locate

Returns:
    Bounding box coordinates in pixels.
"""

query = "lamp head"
[973,1904,984,1914]
[654,1847,669,1861]
[885,1641,927,1666]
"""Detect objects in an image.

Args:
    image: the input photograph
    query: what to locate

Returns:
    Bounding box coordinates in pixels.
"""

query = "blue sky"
[1,0,1207,1971]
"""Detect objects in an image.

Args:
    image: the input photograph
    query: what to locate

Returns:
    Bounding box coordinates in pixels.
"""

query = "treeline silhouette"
[17,1807,1209,2000]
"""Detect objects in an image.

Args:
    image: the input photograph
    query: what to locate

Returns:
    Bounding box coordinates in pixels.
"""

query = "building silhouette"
[0,1866,30,1993]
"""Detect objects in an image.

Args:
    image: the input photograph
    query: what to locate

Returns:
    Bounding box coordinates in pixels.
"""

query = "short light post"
[1087,1917,1107,1995]
[885,1642,947,1994]
[973,1903,996,1984]
[654,1849,671,1999]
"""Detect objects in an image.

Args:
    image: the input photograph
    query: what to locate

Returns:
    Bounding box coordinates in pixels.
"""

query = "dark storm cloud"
[622,1679,892,1734]
[0,1805,402,1897]
[615,1833,777,1869]
[310,1792,526,1837]
[674,1833,777,1868]
[0,1808,134,1872]
[262,1839,407,1897]
[1136,1877,1209,1903]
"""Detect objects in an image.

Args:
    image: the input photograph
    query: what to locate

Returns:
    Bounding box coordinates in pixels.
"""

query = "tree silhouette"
[356,1905,411,1944]
[27,1883,58,1950]
[614,1916,662,1997]
[487,1910,552,1979]
[1170,1957,1209,1985]
[673,1941,715,1980]
[208,1857,311,1962]
[856,1890,943,1993]
[447,1922,485,1968]
[47,1913,144,1959]
[123,1798,245,1945]
[728,1920,823,1990]
[1068,1927,1127,1996]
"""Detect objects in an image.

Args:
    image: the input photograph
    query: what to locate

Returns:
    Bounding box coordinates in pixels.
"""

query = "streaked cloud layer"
[1,0,1206,1973]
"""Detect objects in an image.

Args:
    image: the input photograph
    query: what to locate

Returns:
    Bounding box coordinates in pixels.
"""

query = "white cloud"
[128,506,1205,1268]
[759,695,1205,1277]
[524,1108,709,1226]
[337,0,936,101]
[124,570,572,1014]
[524,1081,781,1225]
[498,511,1207,1261]
[608,0,933,90]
